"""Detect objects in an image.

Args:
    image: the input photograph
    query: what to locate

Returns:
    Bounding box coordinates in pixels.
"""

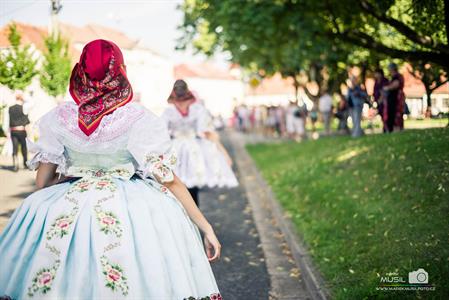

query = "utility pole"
[49,0,63,37]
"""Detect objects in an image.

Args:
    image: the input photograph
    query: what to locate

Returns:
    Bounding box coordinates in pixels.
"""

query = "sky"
[0,0,224,64]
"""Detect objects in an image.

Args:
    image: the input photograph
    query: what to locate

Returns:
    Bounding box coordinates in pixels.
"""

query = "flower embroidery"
[183,293,222,300]
[160,185,169,194]
[27,260,60,297]
[144,152,177,182]
[100,255,129,296]
[46,208,78,240]
[95,177,117,192]
[95,207,123,237]
[111,168,133,178]
[68,179,92,194]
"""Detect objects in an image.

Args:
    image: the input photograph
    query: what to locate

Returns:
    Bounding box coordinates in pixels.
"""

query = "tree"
[316,0,448,70]
[0,23,37,91]
[179,0,447,113]
[178,0,361,101]
[39,34,71,97]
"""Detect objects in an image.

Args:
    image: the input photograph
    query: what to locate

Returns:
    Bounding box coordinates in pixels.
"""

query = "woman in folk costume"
[0,40,223,300]
[162,80,238,206]
[382,63,405,132]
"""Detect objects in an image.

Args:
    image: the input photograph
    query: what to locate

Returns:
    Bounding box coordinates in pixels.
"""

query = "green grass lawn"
[247,128,449,299]
[307,116,447,132]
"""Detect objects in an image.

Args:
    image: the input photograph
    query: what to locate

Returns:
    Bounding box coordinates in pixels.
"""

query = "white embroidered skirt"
[0,176,222,300]
[172,138,238,189]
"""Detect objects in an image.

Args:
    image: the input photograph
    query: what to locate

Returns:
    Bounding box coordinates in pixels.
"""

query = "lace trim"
[142,150,177,182]
[54,102,145,144]
[27,152,67,174]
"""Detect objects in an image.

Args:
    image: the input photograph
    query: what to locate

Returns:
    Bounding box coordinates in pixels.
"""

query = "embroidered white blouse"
[27,102,177,182]
[161,102,215,138]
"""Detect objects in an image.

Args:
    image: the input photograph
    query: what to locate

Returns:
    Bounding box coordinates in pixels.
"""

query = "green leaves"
[0,23,38,91]
[178,0,448,97]
[39,34,71,97]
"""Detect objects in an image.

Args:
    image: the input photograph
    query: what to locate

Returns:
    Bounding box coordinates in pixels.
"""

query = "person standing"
[335,93,350,135]
[309,105,318,138]
[382,63,405,132]
[286,100,298,139]
[318,90,333,136]
[8,92,30,171]
[347,76,368,138]
[162,79,238,206]
[373,68,389,132]
[0,40,222,300]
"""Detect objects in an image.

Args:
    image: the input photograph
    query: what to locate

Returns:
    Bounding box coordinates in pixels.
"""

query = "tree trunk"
[436,0,449,127]
[425,88,432,118]
[293,76,299,101]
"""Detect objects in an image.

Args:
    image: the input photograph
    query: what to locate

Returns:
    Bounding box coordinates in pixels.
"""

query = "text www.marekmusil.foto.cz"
[376,286,436,291]
[376,268,436,292]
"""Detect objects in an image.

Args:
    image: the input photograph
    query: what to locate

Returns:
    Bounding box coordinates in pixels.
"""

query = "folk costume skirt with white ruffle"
[0,167,222,300]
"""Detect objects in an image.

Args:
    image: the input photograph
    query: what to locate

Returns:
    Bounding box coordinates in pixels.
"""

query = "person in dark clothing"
[373,69,389,111]
[8,93,30,171]
[382,63,405,132]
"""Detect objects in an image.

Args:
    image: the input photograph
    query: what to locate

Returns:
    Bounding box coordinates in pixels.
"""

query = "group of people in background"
[232,63,406,140]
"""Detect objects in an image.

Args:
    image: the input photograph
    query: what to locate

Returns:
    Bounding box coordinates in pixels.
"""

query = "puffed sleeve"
[195,104,215,134]
[27,109,67,174]
[127,111,177,183]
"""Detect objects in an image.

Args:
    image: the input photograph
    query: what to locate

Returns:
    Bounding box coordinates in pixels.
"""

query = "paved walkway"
[0,155,35,231]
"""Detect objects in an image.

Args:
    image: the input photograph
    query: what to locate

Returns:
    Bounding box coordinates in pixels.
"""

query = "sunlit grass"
[247,128,449,300]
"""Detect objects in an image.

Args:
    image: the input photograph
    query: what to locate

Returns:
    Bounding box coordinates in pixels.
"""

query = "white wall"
[243,89,314,108]
[184,77,244,118]
[123,48,174,116]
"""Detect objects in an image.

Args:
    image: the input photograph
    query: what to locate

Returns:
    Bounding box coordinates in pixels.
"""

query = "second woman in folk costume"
[162,80,238,206]
[382,63,405,132]
[0,40,223,300]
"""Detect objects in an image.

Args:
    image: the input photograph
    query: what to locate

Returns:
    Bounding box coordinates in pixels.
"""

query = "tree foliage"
[178,0,448,103]
[0,23,37,91]
[39,34,71,97]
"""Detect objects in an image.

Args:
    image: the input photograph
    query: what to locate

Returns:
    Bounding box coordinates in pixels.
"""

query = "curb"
[226,131,330,300]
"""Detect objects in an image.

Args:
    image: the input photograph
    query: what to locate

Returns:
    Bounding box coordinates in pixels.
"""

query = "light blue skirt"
[0,176,221,300]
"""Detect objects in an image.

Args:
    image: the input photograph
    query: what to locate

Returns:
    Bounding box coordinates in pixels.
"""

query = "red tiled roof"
[0,22,138,61]
[59,23,138,49]
[248,69,448,97]
[0,22,81,62]
[248,73,319,96]
[0,22,47,52]
[249,73,294,95]
[174,63,237,80]
[402,64,449,97]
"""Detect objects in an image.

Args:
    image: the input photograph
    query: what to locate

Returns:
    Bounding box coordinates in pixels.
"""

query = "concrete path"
[224,131,325,300]
[0,155,35,231]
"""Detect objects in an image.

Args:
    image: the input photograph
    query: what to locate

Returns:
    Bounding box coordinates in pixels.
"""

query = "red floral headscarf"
[69,39,133,136]
[167,79,196,117]
[167,79,196,103]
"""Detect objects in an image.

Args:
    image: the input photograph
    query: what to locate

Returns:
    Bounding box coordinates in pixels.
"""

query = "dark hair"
[388,63,398,71]
[374,68,384,76]
[173,79,188,98]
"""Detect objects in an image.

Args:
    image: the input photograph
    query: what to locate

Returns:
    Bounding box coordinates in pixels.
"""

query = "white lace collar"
[54,101,146,143]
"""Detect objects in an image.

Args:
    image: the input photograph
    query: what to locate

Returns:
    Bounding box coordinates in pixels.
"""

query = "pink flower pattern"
[27,260,60,297]
[100,255,129,295]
